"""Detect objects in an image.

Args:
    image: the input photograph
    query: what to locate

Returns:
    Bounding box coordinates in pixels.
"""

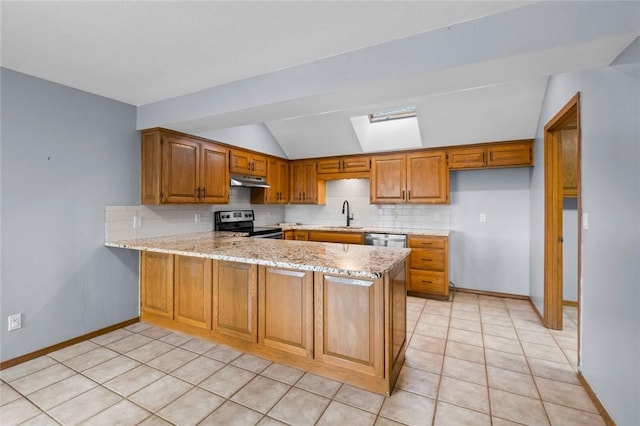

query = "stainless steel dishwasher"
[364,233,407,248]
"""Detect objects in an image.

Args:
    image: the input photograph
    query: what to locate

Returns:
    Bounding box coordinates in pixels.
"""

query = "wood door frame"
[543,93,581,330]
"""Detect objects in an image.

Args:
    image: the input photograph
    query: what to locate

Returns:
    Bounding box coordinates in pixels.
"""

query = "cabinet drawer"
[448,147,486,169]
[409,270,447,294]
[408,236,446,250]
[409,249,445,271]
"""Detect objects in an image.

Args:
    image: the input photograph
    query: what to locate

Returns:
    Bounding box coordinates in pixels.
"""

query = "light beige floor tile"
[231,354,272,373]
[125,340,174,363]
[27,374,96,411]
[512,318,548,333]
[552,334,577,350]
[414,322,448,339]
[480,306,510,317]
[171,356,225,385]
[19,413,59,425]
[203,343,242,362]
[199,365,256,398]
[516,329,557,346]
[157,387,224,426]
[528,357,579,385]
[231,376,290,414]
[90,328,133,346]
[317,400,376,426]
[534,377,598,413]
[0,397,42,425]
[105,334,153,354]
[487,366,538,398]
[451,301,480,312]
[562,348,578,368]
[481,314,511,326]
[450,309,481,322]
[425,305,451,317]
[147,347,198,373]
[159,331,193,347]
[125,322,152,332]
[521,341,567,363]
[260,363,305,385]
[0,356,58,383]
[406,300,425,313]
[258,416,288,425]
[138,415,172,426]
[81,355,140,384]
[434,400,491,426]
[449,317,482,333]
[379,389,435,426]
[485,349,530,374]
[1,382,21,405]
[334,384,385,414]
[48,386,121,425]
[419,313,450,327]
[482,323,518,340]
[406,310,421,323]
[181,338,216,354]
[484,335,524,355]
[129,375,192,412]
[296,372,342,398]
[508,309,540,321]
[49,341,100,362]
[447,328,483,347]
[63,347,119,372]
[492,416,528,425]
[394,366,440,398]
[103,365,164,397]
[139,325,172,339]
[438,376,489,413]
[11,363,75,395]
[269,387,330,426]
[403,348,443,374]
[376,414,415,425]
[409,334,446,355]
[201,400,263,426]
[489,388,549,425]
[442,356,487,385]
[543,401,606,426]
[82,399,150,425]
[445,341,485,364]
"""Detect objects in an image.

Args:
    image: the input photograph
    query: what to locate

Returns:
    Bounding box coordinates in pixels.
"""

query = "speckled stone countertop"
[277,224,450,237]
[106,232,410,279]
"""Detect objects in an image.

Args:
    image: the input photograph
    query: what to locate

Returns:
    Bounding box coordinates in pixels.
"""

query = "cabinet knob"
[421,258,433,262]
[421,280,433,284]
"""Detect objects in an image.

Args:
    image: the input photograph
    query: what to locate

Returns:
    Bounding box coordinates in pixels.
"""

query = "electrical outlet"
[195,213,201,223]
[479,213,487,223]
[8,314,22,331]
[133,215,143,229]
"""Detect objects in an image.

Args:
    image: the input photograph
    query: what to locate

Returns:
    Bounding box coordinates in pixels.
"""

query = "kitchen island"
[106,232,410,395]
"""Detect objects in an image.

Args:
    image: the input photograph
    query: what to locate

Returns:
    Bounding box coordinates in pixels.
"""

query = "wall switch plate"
[480,213,487,223]
[583,213,589,230]
[133,215,143,229]
[8,313,22,331]
[195,213,201,223]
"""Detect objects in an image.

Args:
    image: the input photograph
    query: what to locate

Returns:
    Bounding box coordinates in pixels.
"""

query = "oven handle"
[253,231,283,239]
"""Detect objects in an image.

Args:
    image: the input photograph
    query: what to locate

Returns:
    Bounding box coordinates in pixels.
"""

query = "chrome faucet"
[342,200,354,227]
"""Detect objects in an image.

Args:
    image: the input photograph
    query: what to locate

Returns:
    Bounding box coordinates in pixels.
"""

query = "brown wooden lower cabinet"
[408,235,450,299]
[307,231,364,244]
[139,251,407,395]
[213,261,258,342]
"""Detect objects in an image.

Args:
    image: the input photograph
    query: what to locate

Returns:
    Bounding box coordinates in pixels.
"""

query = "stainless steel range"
[214,210,283,239]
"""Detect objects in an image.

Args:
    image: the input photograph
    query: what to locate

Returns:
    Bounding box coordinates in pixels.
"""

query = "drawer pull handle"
[421,280,433,284]
[421,243,433,245]
[421,258,433,261]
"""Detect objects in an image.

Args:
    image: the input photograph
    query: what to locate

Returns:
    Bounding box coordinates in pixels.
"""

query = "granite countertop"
[106,232,410,279]
[276,224,450,237]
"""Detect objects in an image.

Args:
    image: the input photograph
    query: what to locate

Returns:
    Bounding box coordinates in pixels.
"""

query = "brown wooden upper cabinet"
[141,129,229,204]
[251,157,289,204]
[317,155,371,177]
[230,149,267,177]
[290,160,326,204]
[448,140,534,170]
[560,129,578,197]
[370,150,449,204]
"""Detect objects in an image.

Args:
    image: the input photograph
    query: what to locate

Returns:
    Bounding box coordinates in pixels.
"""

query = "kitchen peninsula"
[106,232,410,395]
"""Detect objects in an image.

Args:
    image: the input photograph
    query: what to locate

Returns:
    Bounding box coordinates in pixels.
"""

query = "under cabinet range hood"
[230,174,270,188]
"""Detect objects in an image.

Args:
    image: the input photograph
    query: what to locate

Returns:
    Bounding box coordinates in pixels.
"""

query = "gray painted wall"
[1,68,140,361]
[529,63,640,425]
[449,168,531,295]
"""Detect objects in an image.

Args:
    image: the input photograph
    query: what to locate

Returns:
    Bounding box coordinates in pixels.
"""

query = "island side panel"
[387,260,408,392]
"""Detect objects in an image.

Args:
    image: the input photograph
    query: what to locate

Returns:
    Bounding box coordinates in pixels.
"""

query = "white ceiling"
[2,1,639,159]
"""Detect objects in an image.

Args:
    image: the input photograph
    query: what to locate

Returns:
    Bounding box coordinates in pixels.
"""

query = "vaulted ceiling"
[2,2,638,159]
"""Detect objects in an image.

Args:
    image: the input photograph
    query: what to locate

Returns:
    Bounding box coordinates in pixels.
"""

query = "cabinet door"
[342,156,371,173]
[200,143,229,204]
[301,161,318,203]
[230,149,267,177]
[289,161,304,203]
[259,267,313,357]
[266,158,289,204]
[561,129,578,197]
[290,161,320,204]
[406,151,449,204]
[140,252,174,319]
[162,136,200,203]
[317,158,342,174]
[294,230,309,241]
[448,147,486,169]
[213,261,258,342]
[174,256,212,330]
[249,154,267,177]
[283,230,295,240]
[314,273,384,377]
[487,142,532,167]
[370,154,406,204]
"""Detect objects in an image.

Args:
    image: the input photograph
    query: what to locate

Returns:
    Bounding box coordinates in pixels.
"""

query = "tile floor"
[1,293,603,425]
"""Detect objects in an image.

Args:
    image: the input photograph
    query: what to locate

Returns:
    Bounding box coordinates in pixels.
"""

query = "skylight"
[368,106,417,123]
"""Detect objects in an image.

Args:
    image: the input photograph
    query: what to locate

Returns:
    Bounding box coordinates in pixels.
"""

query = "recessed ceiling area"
[2,2,639,159]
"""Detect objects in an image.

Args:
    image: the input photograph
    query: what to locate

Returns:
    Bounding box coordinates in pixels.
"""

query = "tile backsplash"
[105,179,449,242]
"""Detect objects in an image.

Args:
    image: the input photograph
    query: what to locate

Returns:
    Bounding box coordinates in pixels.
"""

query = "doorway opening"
[543,92,581,333]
